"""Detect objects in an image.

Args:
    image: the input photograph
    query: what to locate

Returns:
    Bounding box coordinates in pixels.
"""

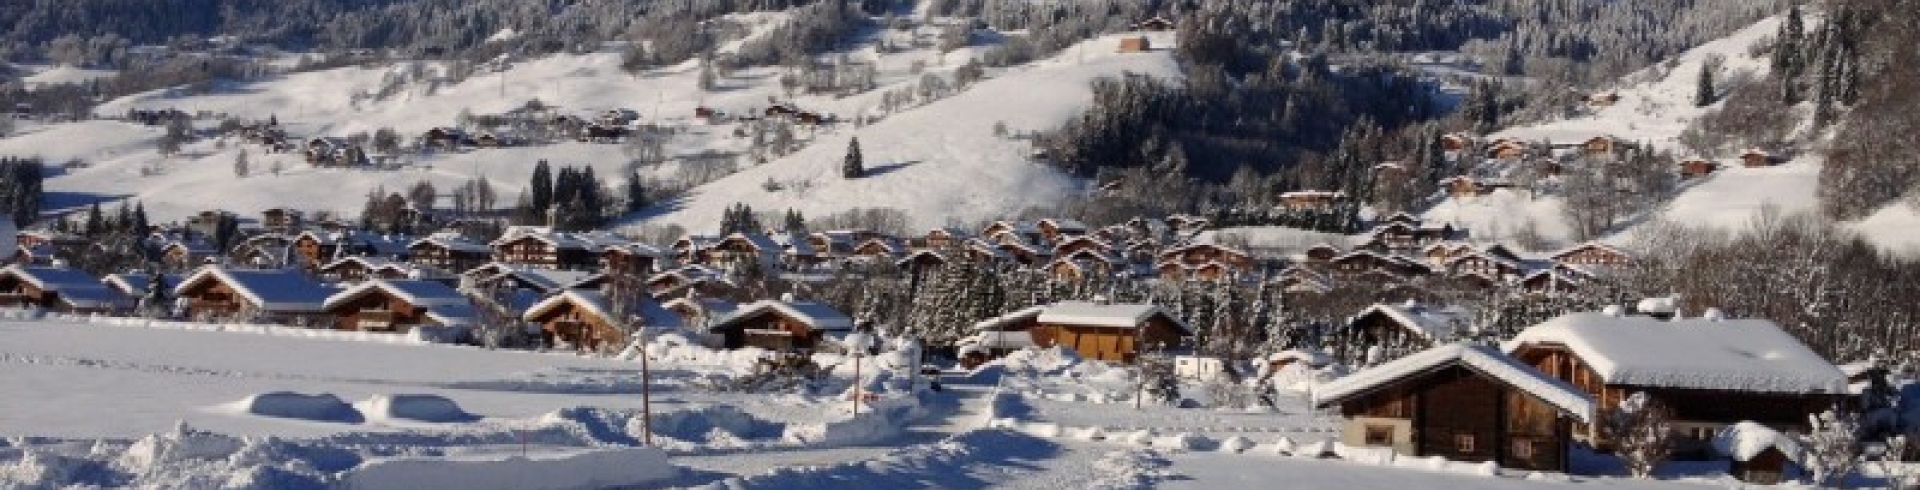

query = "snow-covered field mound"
[226,392,364,423]
[356,394,479,423]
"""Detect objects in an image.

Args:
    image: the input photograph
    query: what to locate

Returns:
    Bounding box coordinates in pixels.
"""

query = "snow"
[355,394,480,423]
[1504,312,1848,394]
[224,392,365,423]
[18,64,119,88]
[1350,302,1468,341]
[340,446,676,490]
[1712,421,1804,465]
[522,288,683,330]
[972,305,1047,331]
[1315,344,1595,424]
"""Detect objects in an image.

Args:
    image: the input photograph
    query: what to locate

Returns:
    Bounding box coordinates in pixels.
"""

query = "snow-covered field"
[0,316,1776,489]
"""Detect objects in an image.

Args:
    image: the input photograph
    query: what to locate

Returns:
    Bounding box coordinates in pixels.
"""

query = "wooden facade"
[1117,36,1151,53]
[525,297,623,352]
[409,240,491,272]
[711,309,840,351]
[492,235,593,269]
[1550,243,1630,267]
[325,287,436,333]
[1334,364,1575,472]
[1028,316,1185,363]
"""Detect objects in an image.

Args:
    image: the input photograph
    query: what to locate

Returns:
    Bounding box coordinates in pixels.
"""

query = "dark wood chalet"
[602,244,662,277]
[174,267,332,324]
[1548,242,1630,267]
[706,300,855,351]
[321,279,476,333]
[1506,312,1848,456]
[490,229,595,270]
[408,234,493,273]
[522,289,681,352]
[0,265,125,313]
[1315,344,1594,472]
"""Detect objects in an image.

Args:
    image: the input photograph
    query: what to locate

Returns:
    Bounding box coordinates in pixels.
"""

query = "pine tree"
[142,270,171,318]
[131,202,149,237]
[233,149,250,177]
[624,172,647,213]
[1776,4,1806,104]
[842,137,865,179]
[783,208,807,233]
[83,203,104,237]
[1693,61,1717,107]
[530,160,554,215]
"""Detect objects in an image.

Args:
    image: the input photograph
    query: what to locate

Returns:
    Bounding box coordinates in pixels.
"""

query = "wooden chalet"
[0,265,127,314]
[1036,218,1091,243]
[706,300,855,351]
[662,297,738,328]
[923,227,972,249]
[1439,176,1487,198]
[1519,268,1586,295]
[1157,243,1253,271]
[1262,348,1333,377]
[1506,311,1848,455]
[1314,344,1594,472]
[161,240,219,270]
[706,233,782,274]
[523,289,680,352]
[1677,158,1719,179]
[102,272,184,302]
[1740,148,1773,167]
[1548,242,1630,267]
[260,208,303,232]
[1330,251,1430,279]
[1438,133,1473,153]
[980,221,1043,244]
[644,265,730,298]
[1052,235,1113,258]
[489,228,595,270]
[1347,302,1467,354]
[1117,36,1151,53]
[408,234,493,272]
[322,279,477,333]
[1030,301,1189,363]
[1488,140,1528,160]
[896,249,949,274]
[174,267,332,324]
[1581,136,1623,159]
[1303,243,1343,262]
[318,256,416,283]
[601,243,663,277]
[1278,190,1345,211]
[1131,15,1175,31]
[1444,247,1526,281]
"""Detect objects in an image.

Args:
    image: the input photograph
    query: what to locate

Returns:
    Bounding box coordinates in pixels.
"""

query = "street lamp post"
[843,332,876,415]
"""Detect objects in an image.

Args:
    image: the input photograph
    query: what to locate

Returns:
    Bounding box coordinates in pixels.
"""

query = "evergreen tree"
[1693,61,1717,107]
[530,160,554,215]
[624,172,647,213]
[233,149,250,177]
[83,203,104,237]
[1775,4,1806,104]
[141,270,171,318]
[131,202,149,237]
[842,137,865,179]
[783,208,807,233]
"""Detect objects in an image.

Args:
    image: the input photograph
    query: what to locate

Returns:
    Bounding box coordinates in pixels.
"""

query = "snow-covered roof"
[1712,421,1804,464]
[322,279,469,310]
[409,234,491,254]
[6,265,130,310]
[662,297,738,319]
[965,330,1036,350]
[522,289,681,329]
[1266,349,1332,366]
[711,300,854,332]
[1504,312,1848,394]
[1035,301,1188,333]
[102,272,184,296]
[972,305,1047,331]
[1350,302,1467,341]
[1315,344,1594,424]
[176,267,332,312]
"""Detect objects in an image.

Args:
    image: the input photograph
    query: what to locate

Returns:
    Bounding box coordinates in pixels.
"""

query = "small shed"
[1117,36,1151,53]
[1712,421,1802,485]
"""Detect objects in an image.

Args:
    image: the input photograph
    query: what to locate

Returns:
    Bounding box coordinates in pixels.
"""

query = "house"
[645,265,731,299]
[466,263,601,296]
[1036,218,1091,243]
[706,300,855,351]
[0,265,127,313]
[1313,344,1594,472]
[1346,302,1468,356]
[1740,148,1774,167]
[1117,36,1151,53]
[1488,140,1528,160]
[1028,301,1190,363]
[1271,266,1334,295]
[1548,242,1631,267]
[321,279,477,333]
[408,233,493,272]
[1712,422,1803,485]
[923,227,972,249]
[260,208,303,232]
[1262,348,1333,377]
[523,289,681,352]
[160,240,219,270]
[662,297,738,329]
[317,256,414,283]
[1505,311,1848,454]
[490,227,595,270]
[1677,158,1719,179]
[1439,176,1487,198]
[1519,268,1585,295]
[896,249,949,274]
[1278,190,1345,211]
[981,221,1043,244]
[1582,136,1623,159]
[602,243,663,277]
[1303,243,1342,262]
[1438,133,1474,153]
[1156,243,1254,271]
[1052,235,1113,258]
[706,233,783,274]
[174,267,333,324]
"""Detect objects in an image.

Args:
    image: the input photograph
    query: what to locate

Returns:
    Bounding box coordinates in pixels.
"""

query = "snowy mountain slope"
[25,15,1176,229]
[1420,15,1823,247]
[644,31,1182,230]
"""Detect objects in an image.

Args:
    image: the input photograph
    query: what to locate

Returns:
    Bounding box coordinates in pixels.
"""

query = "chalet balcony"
[358,309,400,331]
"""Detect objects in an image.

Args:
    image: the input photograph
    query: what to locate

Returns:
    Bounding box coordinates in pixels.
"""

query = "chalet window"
[1364,425,1393,446]
[1512,439,1534,459]
[1455,434,1476,453]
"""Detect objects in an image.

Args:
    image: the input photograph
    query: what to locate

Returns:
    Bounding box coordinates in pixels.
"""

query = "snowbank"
[355,394,479,423]
[340,447,677,490]
[227,392,364,423]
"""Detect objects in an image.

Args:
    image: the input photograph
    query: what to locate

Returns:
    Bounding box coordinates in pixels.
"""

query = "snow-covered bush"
[1802,409,1863,486]
[1606,392,1674,478]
